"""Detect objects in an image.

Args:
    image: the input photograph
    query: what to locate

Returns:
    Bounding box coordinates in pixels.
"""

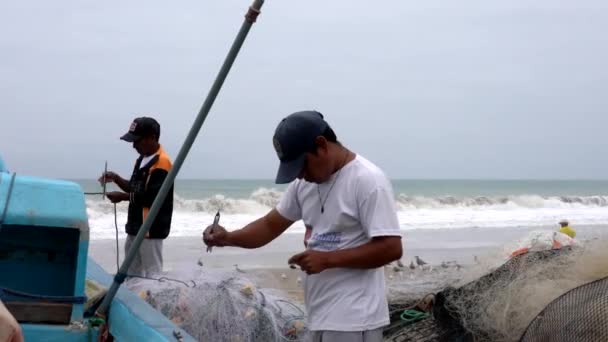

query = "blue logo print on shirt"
[308,232,342,251]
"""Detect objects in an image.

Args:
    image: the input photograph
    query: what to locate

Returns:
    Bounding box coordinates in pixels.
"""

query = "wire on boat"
[110,203,197,288]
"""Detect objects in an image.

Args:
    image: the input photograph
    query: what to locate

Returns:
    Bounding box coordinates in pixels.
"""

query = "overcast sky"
[1,0,607,180]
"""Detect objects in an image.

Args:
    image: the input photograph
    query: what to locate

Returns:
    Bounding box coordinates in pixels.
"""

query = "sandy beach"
[88,224,608,304]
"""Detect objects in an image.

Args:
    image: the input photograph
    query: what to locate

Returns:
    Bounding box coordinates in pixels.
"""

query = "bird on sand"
[415,256,428,267]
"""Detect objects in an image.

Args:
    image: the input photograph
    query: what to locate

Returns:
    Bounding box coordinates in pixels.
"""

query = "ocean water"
[75,179,608,240]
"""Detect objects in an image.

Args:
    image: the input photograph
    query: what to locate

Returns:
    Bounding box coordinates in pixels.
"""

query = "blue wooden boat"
[0,158,196,341]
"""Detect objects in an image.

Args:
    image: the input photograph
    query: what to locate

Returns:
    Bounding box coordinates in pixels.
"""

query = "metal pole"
[96,0,265,317]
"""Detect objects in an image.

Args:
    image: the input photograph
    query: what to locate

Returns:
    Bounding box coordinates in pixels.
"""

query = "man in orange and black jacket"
[99,116,174,277]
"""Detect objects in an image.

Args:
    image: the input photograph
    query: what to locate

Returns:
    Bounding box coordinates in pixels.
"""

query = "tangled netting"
[126,269,308,342]
[435,238,608,341]
[384,235,608,342]
[520,274,608,342]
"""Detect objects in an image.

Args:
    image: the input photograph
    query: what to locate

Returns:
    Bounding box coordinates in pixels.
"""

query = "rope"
[110,202,195,288]
[114,203,119,273]
[126,274,196,288]
[400,309,430,325]
[0,286,86,304]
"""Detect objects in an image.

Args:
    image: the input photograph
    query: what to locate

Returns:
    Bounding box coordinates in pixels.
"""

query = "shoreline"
[89,224,608,272]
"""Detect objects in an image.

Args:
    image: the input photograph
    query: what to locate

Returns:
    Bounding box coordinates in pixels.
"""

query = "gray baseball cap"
[272,110,329,184]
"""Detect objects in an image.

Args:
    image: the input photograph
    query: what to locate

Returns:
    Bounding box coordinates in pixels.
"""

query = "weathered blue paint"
[0,165,196,341]
[21,323,99,342]
[0,172,89,322]
[0,173,89,233]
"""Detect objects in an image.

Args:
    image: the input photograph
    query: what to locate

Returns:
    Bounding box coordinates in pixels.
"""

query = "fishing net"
[519,275,608,342]
[434,237,608,342]
[384,232,608,342]
[126,269,308,342]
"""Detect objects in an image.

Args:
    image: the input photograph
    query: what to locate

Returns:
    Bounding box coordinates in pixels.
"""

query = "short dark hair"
[322,126,338,143]
[308,126,340,154]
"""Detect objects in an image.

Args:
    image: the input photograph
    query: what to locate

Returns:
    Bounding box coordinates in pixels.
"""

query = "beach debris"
[409,261,416,270]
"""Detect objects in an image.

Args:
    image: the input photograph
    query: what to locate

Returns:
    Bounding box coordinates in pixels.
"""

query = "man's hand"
[288,250,331,275]
[202,224,231,248]
[98,171,131,193]
[98,171,119,184]
[106,191,128,203]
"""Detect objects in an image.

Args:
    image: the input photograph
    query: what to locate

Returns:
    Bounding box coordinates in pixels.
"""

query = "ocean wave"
[395,194,608,209]
[84,188,608,239]
[86,189,608,218]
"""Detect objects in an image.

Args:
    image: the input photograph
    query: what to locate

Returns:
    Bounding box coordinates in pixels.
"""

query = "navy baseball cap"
[120,117,161,142]
[273,110,329,184]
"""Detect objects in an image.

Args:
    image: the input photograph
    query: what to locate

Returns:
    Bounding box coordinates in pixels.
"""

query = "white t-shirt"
[276,154,401,331]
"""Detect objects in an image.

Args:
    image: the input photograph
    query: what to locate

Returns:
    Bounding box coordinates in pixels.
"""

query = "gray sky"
[1,0,607,180]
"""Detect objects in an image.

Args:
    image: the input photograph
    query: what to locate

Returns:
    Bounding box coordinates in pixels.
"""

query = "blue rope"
[0,286,86,304]
[0,172,16,231]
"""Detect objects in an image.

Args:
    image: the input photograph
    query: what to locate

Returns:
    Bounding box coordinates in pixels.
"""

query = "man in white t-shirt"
[203,110,403,342]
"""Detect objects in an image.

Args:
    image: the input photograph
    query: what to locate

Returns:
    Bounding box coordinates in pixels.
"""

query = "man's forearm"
[226,210,293,249]
[114,176,131,193]
[326,236,402,269]
[227,218,280,249]
[115,192,130,202]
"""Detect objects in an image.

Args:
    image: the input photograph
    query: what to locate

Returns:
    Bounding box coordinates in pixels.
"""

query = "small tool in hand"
[207,210,221,253]
[102,161,107,200]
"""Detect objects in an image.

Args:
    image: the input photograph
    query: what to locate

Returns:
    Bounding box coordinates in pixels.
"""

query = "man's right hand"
[98,171,119,184]
[106,191,128,203]
[202,224,231,248]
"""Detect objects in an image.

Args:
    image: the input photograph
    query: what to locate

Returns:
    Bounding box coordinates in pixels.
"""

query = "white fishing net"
[436,234,608,341]
[126,268,308,342]
[385,231,608,342]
